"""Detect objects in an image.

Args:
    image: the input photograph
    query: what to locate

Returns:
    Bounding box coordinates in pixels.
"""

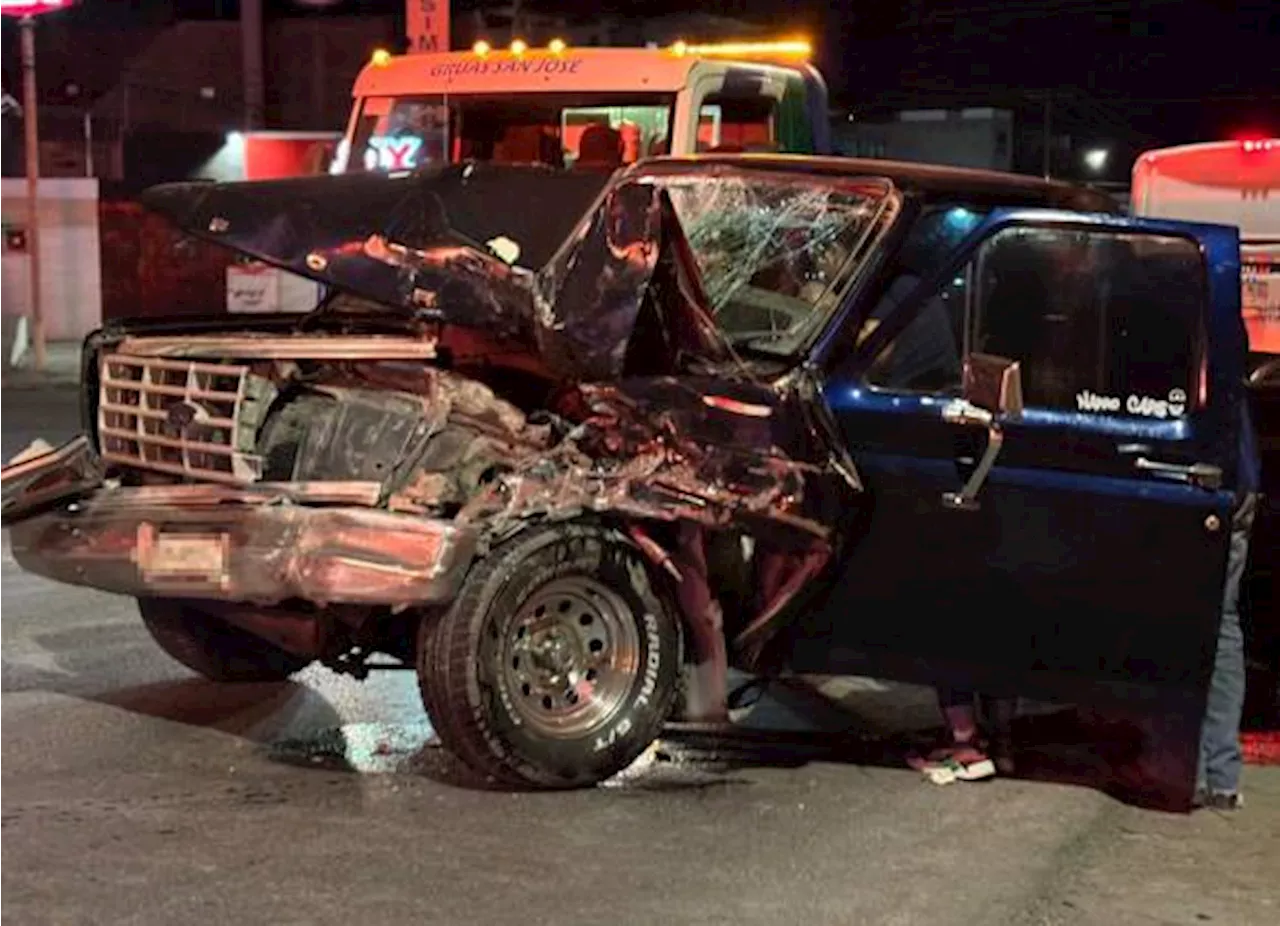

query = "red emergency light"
[0,0,74,16]
[1241,138,1276,154]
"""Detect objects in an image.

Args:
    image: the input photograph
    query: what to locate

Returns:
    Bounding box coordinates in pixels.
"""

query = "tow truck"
[225,39,833,312]
[330,39,832,176]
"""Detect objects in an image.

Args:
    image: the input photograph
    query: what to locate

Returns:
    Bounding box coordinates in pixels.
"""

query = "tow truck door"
[800,211,1244,734]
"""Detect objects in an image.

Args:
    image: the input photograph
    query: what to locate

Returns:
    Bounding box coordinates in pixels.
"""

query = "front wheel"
[418,524,682,788]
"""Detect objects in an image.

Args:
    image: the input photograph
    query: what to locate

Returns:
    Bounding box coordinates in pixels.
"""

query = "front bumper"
[5,443,478,607]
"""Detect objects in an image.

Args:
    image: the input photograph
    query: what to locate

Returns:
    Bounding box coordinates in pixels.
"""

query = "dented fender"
[1,437,105,525]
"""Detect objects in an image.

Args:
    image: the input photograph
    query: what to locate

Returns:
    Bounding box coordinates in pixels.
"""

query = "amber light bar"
[670,39,812,59]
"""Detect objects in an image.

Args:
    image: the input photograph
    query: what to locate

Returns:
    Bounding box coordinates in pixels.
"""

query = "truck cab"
[331,41,831,176]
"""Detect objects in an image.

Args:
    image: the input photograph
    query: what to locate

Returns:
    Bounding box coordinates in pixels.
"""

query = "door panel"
[801,390,1233,703]
[973,423,1233,690]
[795,210,1242,714]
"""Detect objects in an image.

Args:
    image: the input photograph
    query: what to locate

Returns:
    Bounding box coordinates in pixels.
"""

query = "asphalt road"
[3,383,1279,926]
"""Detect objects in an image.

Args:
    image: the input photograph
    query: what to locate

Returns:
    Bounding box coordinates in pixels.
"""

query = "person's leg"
[979,694,1019,774]
[1196,493,1257,807]
[939,687,979,743]
[930,687,995,780]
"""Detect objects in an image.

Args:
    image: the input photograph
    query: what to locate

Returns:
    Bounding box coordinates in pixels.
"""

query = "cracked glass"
[651,173,889,355]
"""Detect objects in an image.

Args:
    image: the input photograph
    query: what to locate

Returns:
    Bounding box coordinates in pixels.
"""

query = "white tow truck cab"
[1131,138,1280,355]
[330,39,832,175]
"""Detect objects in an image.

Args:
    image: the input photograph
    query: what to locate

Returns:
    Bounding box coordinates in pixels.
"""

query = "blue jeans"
[1197,493,1258,796]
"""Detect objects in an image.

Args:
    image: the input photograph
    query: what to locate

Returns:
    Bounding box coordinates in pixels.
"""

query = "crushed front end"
[2,333,523,610]
[2,162,876,785]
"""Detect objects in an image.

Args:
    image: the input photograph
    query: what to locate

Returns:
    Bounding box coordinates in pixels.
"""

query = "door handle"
[941,399,994,429]
[1133,457,1223,490]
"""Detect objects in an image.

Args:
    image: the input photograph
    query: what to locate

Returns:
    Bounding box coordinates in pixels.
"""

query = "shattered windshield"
[652,173,889,355]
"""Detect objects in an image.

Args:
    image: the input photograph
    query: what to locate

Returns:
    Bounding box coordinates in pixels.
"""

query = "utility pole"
[241,0,264,129]
[1041,92,1053,180]
[20,15,46,371]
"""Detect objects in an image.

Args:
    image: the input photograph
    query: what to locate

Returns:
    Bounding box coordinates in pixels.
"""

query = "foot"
[909,740,997,783]
[1193,789,1244,811]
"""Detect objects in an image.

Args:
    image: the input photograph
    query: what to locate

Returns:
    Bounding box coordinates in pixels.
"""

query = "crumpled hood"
[139,164,727,380]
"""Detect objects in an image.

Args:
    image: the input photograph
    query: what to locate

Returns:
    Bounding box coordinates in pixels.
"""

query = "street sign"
[407,0,450,54]
[0,1,74,16]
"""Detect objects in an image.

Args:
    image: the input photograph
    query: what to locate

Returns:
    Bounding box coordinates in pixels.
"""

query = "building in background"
[1,12,395,186]
[833,107,1014,171]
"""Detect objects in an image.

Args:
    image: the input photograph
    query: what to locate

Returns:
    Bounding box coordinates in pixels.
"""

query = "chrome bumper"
[5,446,477,607]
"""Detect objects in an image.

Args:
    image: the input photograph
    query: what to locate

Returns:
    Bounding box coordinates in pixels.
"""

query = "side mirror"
[963,353,1024,420]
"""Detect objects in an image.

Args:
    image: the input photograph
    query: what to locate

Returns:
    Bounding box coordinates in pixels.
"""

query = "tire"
[418,523,682,788]
[138,598,311,682]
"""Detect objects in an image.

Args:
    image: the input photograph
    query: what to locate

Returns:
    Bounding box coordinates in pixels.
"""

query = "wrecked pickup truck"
[3,157,1275,802]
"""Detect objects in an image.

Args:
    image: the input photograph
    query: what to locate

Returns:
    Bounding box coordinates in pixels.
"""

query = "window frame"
[852,213,1213,419]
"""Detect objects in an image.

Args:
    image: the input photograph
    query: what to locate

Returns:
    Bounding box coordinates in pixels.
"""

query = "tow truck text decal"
[427,58,585,79]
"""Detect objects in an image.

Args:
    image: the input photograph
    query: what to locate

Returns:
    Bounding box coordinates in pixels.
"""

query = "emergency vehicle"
[330,39,832,175]
[1131,138,1280,355]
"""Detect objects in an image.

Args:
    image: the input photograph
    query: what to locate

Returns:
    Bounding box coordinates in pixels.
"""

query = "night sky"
[7,1,1278,147]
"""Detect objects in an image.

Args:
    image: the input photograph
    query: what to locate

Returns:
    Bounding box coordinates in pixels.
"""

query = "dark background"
[73,0,1280,145]
[2,1,1276,175]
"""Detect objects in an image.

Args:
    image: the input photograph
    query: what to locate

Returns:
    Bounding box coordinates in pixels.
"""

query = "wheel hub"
[501,575,641,738]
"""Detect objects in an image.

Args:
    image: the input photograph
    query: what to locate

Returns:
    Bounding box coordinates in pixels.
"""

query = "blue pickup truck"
[2,156,1274,804]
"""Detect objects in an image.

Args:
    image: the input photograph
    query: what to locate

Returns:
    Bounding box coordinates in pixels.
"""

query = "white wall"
[1,178,103,344]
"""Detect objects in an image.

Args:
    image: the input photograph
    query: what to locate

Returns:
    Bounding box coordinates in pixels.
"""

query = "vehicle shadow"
[3,625,1207,806]
[96,678,316,743]
[94,676,458,783]
[660,678,1201,813]
[83,675,1201,807]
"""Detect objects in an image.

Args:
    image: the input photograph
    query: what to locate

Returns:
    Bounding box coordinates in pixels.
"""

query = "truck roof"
[351,46,807,98]
[647,154,1122,213]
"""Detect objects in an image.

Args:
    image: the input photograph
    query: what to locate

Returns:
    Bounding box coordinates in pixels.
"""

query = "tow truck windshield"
[343,93,676,173]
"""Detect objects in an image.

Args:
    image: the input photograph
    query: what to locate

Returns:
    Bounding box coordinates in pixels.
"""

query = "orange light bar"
[672,39,812,59]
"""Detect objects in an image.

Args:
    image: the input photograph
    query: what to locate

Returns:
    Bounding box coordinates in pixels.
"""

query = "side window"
[776,74,814,153]
[697,95,778,153]
[864,206,986,395]
[865,222,1204,419]
[971,228,1202,416]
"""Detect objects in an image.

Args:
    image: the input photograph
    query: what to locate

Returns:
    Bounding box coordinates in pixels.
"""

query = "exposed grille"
[97,354,269,484]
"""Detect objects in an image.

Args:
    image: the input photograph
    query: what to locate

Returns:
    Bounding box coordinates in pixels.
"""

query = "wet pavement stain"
[265,720,438,774]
